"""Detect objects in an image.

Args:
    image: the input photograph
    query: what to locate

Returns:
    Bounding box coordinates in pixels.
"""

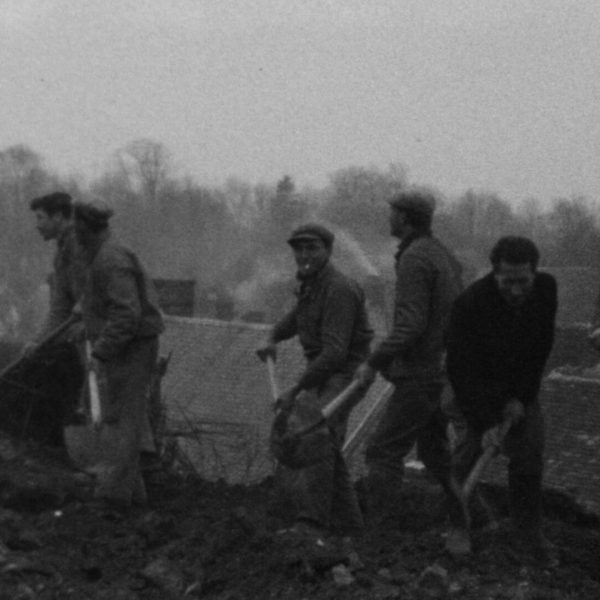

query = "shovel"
[450,415,513,529]
[63,341,105,472]
[342,382,393,460]
[265,357,364,469]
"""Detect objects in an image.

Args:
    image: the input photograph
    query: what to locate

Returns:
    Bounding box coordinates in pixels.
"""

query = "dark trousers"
[279,373,365,535]
[365,379,451,495]
[449,400,545,532]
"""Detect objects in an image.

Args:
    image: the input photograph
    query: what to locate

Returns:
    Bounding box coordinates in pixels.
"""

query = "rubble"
[0,432,599,599]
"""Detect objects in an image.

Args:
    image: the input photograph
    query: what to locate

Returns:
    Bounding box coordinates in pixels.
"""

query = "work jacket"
[272,262,373,390]
[38,225,86,339]
[368,233,462,381]
[80,232,164,361]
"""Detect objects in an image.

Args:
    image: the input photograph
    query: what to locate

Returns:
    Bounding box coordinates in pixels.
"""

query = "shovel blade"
[63,424,105,472]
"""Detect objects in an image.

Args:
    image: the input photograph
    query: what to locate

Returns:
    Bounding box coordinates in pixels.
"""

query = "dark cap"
[30,191,72,215]
[73,199,114,227]
[388,188,436,218]
[287,223,335,247]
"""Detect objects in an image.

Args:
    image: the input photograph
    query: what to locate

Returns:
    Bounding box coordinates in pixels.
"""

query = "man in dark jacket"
[354,188,462,513]
[74,199,165,509]
[257,223,373,538]
[445,236,557,560]
[28,191,86,344]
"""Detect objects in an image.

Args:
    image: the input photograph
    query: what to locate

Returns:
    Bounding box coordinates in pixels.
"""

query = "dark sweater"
[446,271,557,431]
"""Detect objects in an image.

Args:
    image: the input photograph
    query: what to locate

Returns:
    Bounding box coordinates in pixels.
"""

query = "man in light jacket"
[355,188,462,514]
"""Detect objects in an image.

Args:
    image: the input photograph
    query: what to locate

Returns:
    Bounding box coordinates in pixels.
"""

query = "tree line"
[1,139,599,338]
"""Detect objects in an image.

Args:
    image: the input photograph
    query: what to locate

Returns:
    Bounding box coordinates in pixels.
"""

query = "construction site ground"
[0,428,599,600]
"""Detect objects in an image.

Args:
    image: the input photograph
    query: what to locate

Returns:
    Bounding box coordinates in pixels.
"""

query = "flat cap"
[287,223,335,247]
[73,199,114,226]
[30,191,72,213]
[388,188,436,218]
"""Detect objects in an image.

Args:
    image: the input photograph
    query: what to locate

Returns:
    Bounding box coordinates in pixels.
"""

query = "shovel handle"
[292,380,366,440]
[462,416,513,499]
[266,356,280,401]
[86,341,102,427]
[342,383,393,459]
[321,380,363,420]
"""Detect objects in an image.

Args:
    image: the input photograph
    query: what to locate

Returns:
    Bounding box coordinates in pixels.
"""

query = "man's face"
[291,238,331,278]
[34,209,63,241]
[389,207,410,239]
[494,261,536,307]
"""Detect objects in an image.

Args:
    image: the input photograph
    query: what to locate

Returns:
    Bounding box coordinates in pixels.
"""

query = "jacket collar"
[395,230,431,260]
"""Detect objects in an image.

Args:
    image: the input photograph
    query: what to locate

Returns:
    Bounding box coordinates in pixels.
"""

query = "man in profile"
[28,191,85,344]
[73,199,164,509]
[354,188,462,515]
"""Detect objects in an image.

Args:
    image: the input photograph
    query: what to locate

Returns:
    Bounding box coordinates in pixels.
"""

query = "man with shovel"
[444,236,557,562]
[354,188,462,517]
[20,192,87,435]
[257,223,373,541]
[72,199,164,510]
[27,191,86,349]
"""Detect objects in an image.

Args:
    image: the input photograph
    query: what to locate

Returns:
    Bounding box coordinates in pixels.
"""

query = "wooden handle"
[342,383,393,458]
[86,341,102,426]
[462,416,513,498]
[266,356,280,401]
[321,380,363,420]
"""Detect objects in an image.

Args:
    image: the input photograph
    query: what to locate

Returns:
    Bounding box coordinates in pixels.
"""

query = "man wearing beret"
[257,223,373,540]
[28,191,86,346]
[73,199,164,509]
[354,187,463,517]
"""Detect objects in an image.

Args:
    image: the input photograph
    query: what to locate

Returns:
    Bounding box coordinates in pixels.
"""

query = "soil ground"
[0,436,599,600]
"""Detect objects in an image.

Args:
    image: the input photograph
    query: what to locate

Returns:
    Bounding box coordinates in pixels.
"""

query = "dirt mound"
[0,437,599,599]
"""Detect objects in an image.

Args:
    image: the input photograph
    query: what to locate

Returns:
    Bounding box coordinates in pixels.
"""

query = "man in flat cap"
[354,187,463,518]
[257,222,373,542]
[73,199,164,509]
[28,191,86,345]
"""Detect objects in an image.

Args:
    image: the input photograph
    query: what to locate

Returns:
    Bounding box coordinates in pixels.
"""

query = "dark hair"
[403,207,432,231]
[78,218,108,234]
[389,189,435,232]
[490,236,540,271]
[29,192,72,218]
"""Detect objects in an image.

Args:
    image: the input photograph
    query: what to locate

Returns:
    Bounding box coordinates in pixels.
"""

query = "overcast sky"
[2,0,599,204]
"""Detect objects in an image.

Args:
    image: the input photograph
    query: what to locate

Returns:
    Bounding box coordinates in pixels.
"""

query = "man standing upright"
[29,191,86,342]
[445,236,557,561]
[257,223,373,539]
[354,188,462,513]
[73,199,164,509]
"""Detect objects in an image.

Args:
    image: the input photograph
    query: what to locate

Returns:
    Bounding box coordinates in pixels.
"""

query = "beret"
[73,199,113,226]
[287,223,335,247]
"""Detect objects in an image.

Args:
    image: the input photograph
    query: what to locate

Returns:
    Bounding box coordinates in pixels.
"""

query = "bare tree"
[112,138,171,205]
